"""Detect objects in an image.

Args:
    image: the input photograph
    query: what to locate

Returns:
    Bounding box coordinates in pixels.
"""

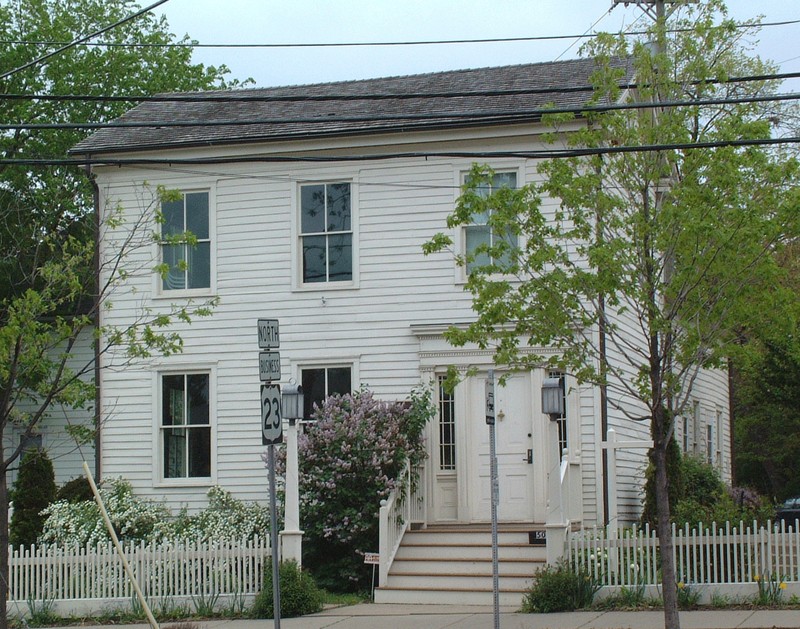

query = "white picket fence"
[8,537,270,615]
[568,521,800,587]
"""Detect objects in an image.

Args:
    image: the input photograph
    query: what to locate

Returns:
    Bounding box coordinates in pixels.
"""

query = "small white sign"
[257,319,280,349]
[363,552,380,565]
[261,384,282,445]
[258,351,281,382]
[485,379,495,425]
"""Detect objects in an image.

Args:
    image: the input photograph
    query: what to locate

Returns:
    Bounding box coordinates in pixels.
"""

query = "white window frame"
[155,186,216,299]
[293,179,359,290]
[153,365,217,487]
[452,164,523,284]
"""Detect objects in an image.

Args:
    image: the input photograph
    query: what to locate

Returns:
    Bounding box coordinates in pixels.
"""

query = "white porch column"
[280,419,303,565]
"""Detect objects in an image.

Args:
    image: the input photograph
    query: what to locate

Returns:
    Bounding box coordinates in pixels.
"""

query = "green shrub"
[56,476,94,503]
[10,448,57,547]
[252,560,324,618]
[521,561,599,613]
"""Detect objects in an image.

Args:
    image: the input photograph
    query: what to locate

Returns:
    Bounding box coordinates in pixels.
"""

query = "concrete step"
[385,572,533,591]
[374,586,526,606]
[376,523,545,607]
[390,557,541,575]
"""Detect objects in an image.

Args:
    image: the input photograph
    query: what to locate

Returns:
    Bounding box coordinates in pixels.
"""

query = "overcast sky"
[154,0,800,89]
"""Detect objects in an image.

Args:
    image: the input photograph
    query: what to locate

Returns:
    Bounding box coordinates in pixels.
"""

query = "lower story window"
[438,376,456,471]
[161,373,211,479]
[301,366,352,419]
[548,370,567,460]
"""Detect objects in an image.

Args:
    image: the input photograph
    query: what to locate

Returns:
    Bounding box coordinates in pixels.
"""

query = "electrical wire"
[4,92,797,132]
[0,19,795,50]
[1,70,796,105]
[0,0,170,80]
[3,135,798,167]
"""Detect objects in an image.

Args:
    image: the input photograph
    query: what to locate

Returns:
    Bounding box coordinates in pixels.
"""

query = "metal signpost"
[485,370,500,629]
[258,319,282,629]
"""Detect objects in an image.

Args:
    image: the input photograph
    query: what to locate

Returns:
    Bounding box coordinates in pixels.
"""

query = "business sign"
[259,351,281,382]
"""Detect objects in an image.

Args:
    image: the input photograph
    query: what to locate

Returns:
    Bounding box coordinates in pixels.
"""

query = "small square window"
[301,366,352,419]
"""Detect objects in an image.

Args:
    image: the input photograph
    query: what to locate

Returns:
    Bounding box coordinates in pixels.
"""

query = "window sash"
[161,373,210,479]
[300,183,352,283]
[464,171,518,273]
[438,376,456,471]
[301,366,352,419]
[160,192,211,291]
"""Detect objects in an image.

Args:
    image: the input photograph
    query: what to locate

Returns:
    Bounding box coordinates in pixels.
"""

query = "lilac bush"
[289,386,431,591]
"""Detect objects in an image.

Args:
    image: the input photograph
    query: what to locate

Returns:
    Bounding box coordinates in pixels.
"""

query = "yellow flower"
[753,574,760,582]
[678,582,685,590]
[780,582,787,590]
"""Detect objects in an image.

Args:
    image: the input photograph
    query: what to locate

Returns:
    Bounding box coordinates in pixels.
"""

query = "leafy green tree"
[733,333,800,500]
[0,1,239,624]
[425,3,800,627]
[9,447,56,547]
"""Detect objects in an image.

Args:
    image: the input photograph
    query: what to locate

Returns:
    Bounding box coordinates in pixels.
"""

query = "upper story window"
[161,372,211,480]
[301,365,352,419]
[160,191,211,291]
[464,171,518,274]
[300,183,352,284]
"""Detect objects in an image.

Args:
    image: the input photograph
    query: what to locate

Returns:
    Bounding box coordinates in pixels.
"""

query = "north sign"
[257,318,280,349]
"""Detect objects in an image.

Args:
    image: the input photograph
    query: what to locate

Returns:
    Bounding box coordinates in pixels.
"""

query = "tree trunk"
[653,406,680,629]
[0,466,9,629]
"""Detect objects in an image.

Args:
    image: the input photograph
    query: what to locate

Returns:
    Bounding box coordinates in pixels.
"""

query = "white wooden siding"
[93,127,730,518]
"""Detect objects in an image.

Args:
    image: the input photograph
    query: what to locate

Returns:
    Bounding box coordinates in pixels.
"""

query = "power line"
[4,92,797,132]
[0,19,795,50]
[3,136,797,168]
[0,0,170,80]
[2,70,796,105]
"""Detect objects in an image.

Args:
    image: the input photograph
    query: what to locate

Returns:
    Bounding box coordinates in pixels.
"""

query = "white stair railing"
[378,460,425,587]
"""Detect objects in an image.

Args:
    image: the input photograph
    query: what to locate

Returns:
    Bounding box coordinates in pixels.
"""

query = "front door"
[466,372,540,522]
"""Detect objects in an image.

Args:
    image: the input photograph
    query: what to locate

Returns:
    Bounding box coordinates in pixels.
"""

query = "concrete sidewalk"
[79,603,800,629]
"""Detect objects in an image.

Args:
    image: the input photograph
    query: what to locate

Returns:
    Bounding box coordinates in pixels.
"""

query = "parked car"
[776,497,800,528]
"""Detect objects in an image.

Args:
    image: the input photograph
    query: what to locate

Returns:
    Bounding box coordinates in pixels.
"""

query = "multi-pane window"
[465,171,518,273]
[438,376,456,471]
[300,183,352,283]
[160,192,211,291]
[161,373,211,479]
[548,370,568,461]
[706,424,714,465]
[301,366,352,419]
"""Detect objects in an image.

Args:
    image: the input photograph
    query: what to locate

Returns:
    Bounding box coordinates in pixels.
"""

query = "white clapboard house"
[72,59,732,604]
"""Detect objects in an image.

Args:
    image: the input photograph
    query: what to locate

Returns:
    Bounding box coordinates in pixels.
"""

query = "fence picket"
[7,538,270,605]
[569,520,799,587]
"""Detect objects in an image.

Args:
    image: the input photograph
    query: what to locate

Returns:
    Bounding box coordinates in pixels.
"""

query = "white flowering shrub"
[39,478,269,546]
[283,385,432,591]
[173,485,269,542]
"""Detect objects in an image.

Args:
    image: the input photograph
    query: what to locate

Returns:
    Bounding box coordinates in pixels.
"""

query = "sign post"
[486,370,500,629]
[258,320,282,629]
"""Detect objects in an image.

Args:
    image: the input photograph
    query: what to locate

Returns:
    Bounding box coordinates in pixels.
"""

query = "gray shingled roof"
[72,57,631,155]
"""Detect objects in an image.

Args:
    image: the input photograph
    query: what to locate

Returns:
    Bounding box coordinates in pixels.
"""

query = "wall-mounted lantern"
[541,377,565,420]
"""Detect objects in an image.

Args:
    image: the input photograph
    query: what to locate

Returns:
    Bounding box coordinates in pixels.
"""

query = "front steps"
[374,524,546,606]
